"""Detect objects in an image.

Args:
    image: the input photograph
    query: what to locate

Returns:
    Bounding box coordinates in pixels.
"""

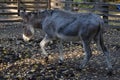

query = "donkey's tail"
[94,19,104,51]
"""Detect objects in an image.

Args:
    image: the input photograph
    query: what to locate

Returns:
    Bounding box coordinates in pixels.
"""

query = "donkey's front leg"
[79,40,92,70]
[40,35,51,58]
[57,40,64,64]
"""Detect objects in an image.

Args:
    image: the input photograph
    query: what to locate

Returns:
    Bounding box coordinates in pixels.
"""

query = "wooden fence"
[0,0,120,28]
[0,0,51,23]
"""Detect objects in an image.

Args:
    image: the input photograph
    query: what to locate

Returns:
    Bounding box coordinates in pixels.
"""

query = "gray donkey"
[20,9,112,73]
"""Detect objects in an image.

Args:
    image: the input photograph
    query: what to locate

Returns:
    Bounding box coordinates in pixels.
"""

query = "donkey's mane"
[52,9,77,17]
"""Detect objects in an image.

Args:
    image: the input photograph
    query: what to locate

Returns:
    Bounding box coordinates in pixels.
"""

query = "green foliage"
[73,0,83,2]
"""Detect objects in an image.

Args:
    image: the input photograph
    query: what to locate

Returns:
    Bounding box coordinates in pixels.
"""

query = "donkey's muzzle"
[23,34,31,42]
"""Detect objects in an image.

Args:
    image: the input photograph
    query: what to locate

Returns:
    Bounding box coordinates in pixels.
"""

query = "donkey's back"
[42,9,103,41]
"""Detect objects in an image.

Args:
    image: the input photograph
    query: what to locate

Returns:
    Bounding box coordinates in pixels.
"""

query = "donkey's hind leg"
[95,33,113,74]
[79,39,92,70]
[94,33,112,75]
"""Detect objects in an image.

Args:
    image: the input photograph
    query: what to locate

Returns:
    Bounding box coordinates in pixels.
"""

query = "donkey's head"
[20,10,53,41]
[20,10,44,41]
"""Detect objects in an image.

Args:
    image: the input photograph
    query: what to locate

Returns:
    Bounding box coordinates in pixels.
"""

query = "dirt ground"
[0,23,120,80]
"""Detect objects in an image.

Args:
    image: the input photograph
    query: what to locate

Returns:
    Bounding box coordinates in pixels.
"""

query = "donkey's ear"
[20,11,30,22]
[20,11,27,18]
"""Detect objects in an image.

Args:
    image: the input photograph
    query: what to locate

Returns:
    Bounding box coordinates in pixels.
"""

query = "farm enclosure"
[0,0,120,80]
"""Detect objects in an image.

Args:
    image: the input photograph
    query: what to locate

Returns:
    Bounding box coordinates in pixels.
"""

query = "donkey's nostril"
[23,34,31,42]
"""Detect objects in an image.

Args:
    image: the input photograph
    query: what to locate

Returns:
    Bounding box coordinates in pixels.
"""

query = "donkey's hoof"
[58,60,63,65]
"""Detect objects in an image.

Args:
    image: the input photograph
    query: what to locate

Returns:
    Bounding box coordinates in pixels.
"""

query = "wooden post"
[100,0,109,25]
[102,4,109,24]
[34,0,37,11]
[48,0,51,9]
[17,0,20,16]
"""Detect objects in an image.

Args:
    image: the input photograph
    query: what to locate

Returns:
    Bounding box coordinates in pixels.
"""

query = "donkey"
[20,9,112,73]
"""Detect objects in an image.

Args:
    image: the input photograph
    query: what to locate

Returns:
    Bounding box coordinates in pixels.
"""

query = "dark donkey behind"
[20,9,112,73]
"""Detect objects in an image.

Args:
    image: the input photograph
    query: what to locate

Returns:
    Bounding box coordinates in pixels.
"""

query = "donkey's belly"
[56,34,80,41]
